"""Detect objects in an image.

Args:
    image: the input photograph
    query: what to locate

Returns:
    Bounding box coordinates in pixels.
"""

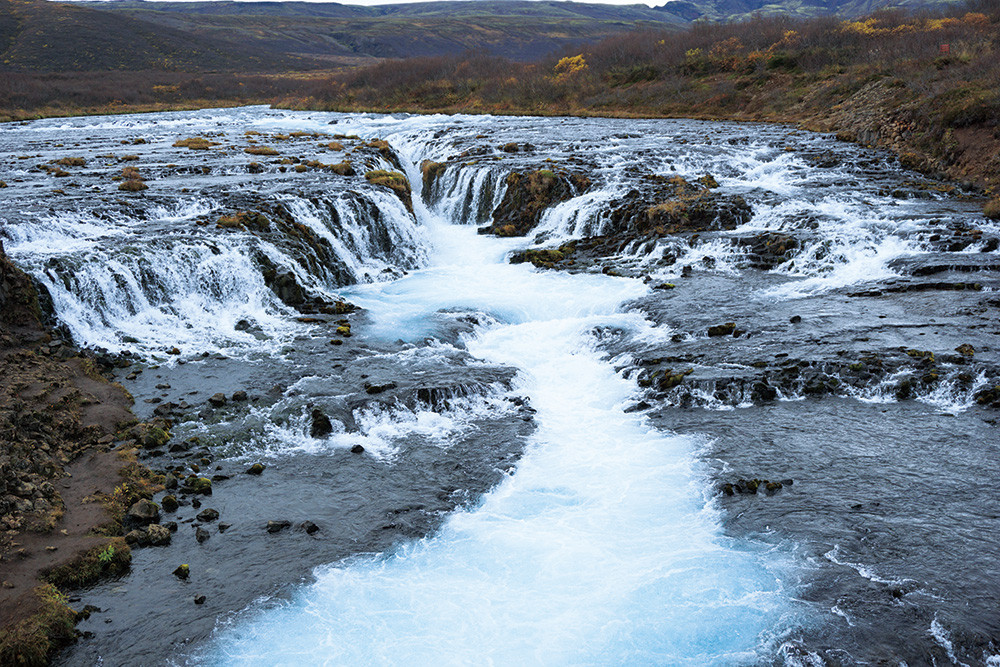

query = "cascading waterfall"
[193,133,801,665]
[3,187,428,356]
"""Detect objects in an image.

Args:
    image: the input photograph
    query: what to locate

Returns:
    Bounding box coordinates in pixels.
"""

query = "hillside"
[73,1,691,62]
[0,0,312,72]
[293,3,1000,193]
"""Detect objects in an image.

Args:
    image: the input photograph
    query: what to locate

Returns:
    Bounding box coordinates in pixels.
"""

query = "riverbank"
[0,245,162,664]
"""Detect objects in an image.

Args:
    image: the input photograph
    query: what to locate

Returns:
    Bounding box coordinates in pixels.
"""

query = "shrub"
[984,198,1000,219]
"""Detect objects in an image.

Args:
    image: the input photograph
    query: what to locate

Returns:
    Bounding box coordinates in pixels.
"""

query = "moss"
[509,248,569,268]
[325,141,345,151]
[364,170,413,213]
[53,157,85,167]
[328,161,355,176]
[216,215,243,229]
[173,137,219,150]
[245,146,279,156]
[42,538,131,590]
[420,160,446,190]
[294,164,308,173]
[0,585,78,667]
[118,179,147,192]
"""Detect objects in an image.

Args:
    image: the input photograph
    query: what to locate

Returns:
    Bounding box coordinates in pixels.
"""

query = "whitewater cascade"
[192,120,799,665]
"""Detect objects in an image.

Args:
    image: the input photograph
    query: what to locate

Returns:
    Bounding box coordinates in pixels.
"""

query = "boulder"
[124,499,159,527]
[310,409,333,438]
[196,508,220,523]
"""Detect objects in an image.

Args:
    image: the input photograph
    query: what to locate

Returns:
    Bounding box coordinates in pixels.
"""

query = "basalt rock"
[603,175,752,240]
[124,499,160,528]
[310,409,333,438]
[480,169,591,237]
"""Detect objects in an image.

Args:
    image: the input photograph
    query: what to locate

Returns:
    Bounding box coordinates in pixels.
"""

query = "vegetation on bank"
[288,1,1000,191]
[3,3,996,195]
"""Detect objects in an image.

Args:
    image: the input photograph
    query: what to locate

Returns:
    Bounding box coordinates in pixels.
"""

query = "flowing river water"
[1,107,998,665]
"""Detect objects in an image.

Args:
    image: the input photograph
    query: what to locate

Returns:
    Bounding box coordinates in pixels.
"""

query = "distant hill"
[1,0,964,73]
[67,0,694,63]
[0,0,313,71]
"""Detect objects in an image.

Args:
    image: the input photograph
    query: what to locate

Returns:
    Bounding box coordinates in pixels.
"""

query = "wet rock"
[707,322,736,337]
[245,463,266,475]
[196,508,219,522]
[364,381,397,395]
[194,594,206,605]
[955,343,975,357]
[790,315,802,324]
[143,426,170,449]
[207,393,227,407]
[218,523,231,533]
[300,521,320,535]
[975,385,1000,408]
[350,444,365,454]
[161,495,179,512]
[181,476,212,495]
[124,499,160,527]
[310,409,333,438]
[195,527,210,543]
[480,168,590,237]
[173,564,190,579]
[736,232,800,269]
[146,524,171,546]
[266,520,291,533]
[232,390,248,402]
[163,521,178,532]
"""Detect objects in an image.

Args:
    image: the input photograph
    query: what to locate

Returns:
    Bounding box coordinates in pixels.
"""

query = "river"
[1,107,998,665]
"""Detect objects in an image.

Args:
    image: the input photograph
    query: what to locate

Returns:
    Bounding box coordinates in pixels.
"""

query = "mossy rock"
[364,170,413,214]
[118,179,147,192]
[509,248,569,268]
[181,476,212,495]
[143,426,170,449]
[245,146,279,156]
[173,137,219,150]
[420,160,446,190]
[481,169,590,237]
[328,161,356,176]
[707,322,736,337]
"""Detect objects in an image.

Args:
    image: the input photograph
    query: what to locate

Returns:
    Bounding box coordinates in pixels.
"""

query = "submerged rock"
[266,520,291,533]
